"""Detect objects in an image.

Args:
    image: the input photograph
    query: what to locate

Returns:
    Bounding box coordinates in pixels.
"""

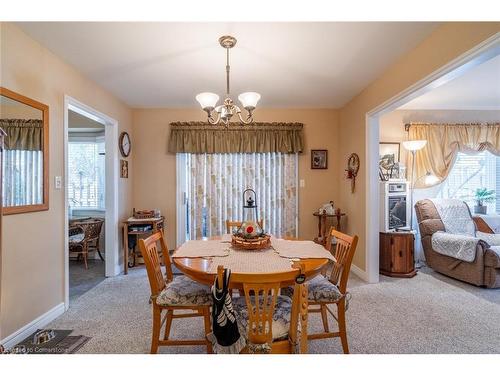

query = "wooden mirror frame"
[0,87,49,215]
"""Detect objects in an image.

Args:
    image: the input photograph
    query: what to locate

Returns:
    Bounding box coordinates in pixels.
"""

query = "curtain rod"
[404,122,500,131]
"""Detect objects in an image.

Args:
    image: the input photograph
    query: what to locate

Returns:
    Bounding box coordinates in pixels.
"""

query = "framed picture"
[120,159,128,178]
[311,149,328,169]
[379,142,400,163]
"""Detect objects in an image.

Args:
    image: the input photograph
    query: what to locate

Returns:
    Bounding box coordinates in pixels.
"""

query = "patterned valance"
[168,122,304,154]
[0,119,43,151]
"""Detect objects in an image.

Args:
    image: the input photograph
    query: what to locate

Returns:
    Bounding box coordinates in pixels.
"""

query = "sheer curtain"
[185,153,298,240]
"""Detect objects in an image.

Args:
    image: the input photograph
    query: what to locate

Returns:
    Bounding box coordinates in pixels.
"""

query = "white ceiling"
[17,22,439,108]
[401,54,500,110]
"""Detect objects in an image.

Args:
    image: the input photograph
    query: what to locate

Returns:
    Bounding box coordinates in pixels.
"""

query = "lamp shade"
[402,140,427,151]
[238,92,261,110]
[196,92,219,110]
[424,172,440,185]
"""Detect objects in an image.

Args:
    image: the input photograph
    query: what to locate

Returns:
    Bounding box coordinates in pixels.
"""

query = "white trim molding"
[0,303,65,349]
[63,95,120,310]
[364,32,500,284]
[350,264,369,282]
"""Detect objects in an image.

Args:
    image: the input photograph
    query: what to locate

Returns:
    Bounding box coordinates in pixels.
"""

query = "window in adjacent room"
[68,136,105,210]
[436,151,500,213]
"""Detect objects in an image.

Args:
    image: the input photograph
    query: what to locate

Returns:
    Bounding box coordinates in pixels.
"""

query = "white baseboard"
[351,264,369,282]
[0,302,65,349]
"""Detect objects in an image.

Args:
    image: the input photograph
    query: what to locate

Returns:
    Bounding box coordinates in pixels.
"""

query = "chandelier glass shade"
[196,35,261,126]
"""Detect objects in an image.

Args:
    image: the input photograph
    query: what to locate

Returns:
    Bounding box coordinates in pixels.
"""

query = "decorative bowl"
[231,234,271,251]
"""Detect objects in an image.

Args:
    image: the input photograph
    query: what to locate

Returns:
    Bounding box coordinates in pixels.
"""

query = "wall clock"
[119,131,131,157]
[346,153,360,193]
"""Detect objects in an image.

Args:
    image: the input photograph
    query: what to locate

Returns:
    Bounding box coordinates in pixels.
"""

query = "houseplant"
[473,188,496,214]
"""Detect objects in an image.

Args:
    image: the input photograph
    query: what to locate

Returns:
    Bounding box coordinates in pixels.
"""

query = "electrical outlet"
[55,176,62,189]
[299,179,305,188]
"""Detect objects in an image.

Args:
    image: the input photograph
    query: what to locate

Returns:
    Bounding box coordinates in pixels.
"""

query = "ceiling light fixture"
[196,35,261,126]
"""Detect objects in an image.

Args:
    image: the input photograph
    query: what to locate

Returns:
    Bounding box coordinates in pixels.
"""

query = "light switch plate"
[55,176,62,189]
[299,179,305,188]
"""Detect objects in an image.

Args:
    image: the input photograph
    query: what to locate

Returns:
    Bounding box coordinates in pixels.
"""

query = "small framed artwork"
[379,142,400,163]
[120,159,129,178]
[311,149,328,169]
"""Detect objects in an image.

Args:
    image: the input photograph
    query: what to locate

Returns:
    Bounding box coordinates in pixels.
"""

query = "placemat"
[208,248,295,273]
[271,238,336,261]
[173,240,231,258]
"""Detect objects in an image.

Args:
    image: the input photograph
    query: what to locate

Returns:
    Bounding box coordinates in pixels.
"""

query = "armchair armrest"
[431,231,485,263]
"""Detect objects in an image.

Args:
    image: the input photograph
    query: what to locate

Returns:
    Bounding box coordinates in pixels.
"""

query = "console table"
[122,216,164,274]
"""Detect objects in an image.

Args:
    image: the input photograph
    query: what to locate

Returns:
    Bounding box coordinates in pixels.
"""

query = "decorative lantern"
[237,189,264,238]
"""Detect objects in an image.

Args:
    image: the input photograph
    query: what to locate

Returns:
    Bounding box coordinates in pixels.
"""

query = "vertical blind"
[184,152,298,240]
[68,140,105,209]
[2,150,43,206]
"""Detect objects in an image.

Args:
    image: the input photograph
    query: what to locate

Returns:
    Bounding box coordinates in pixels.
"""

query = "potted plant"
[473,188,496,214]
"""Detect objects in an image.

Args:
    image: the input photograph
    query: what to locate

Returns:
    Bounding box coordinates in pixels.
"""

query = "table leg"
[123,224,129,275]
[335,214,341,231]
[317,216,322,240]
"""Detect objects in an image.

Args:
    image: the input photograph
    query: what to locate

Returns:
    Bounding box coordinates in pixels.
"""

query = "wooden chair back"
[226,219,264,234]
[216,262,308,353]
[139,231,173,299]
[325,228,358,294]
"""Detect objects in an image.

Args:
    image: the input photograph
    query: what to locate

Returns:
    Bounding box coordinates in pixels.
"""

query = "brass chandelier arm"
[236,110,254,125]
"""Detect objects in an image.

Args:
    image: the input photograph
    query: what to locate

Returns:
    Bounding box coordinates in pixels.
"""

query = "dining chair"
[217,263,309,354]
[225,219,264,234]
[139,231,213,354]
[282,228,358,353]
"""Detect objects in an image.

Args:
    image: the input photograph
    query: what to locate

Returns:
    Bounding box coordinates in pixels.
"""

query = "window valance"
[168,122,304,154]
[408,122,500,188]
[0,119,43,151]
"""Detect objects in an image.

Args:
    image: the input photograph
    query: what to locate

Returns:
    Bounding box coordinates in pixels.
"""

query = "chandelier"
[196,35,261,126]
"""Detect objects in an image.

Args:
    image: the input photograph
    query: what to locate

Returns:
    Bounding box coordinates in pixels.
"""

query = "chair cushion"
[485,246,500,268]
[232,295,292,341]
[282,275,343,303]
[156,275,212,307]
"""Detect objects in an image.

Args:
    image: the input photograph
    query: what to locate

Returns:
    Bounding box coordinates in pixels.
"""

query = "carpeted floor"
[69,259,106,303]
[49,265,500,354]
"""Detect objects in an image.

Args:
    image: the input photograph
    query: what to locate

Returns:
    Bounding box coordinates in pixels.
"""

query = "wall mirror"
[0,87,49,214]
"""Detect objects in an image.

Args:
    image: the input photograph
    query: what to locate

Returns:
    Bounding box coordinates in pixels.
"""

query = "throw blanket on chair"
[430,199,481,262]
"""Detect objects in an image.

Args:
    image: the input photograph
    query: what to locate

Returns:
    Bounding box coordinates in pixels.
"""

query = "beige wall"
[338,22,500,271]
[0,22,133,339]
[132,108,340,250]
[380,109,500,166]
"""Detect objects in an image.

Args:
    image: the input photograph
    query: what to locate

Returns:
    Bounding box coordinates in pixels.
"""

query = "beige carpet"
[48,265,500,354]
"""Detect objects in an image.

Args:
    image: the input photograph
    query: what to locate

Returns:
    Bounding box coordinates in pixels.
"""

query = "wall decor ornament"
[120,159,128,178]
[345,153,360,193]
[311,149,328,169]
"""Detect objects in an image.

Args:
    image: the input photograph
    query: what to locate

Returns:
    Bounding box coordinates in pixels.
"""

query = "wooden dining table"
[172,236,330,289]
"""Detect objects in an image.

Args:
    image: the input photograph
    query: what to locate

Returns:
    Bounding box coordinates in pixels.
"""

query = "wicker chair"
[69,218,104,269]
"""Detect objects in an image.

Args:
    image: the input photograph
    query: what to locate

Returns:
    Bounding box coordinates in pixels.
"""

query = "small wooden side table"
[379,231,416,278]
[313,211,346,245]
[123,216,164,274]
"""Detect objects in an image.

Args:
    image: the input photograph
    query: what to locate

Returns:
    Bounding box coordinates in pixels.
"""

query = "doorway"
[64,96,120,309]
[364,34,500,283]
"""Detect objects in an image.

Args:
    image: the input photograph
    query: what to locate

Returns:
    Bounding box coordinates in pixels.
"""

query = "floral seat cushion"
[156,275,212,307]
[232,295,292,341]
[282,275,342,303]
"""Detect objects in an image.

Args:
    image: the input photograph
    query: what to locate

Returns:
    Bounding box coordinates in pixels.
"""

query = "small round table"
[173,237,329,289]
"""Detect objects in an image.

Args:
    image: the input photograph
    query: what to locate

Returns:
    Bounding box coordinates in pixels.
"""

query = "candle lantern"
[237,189,264,238]
[231,189,270,251]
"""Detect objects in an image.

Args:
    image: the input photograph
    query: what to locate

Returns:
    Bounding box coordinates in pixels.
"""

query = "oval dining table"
[172,236,330,289]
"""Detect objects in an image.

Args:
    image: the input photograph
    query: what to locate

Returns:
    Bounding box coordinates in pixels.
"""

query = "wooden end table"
[313,211,346,245]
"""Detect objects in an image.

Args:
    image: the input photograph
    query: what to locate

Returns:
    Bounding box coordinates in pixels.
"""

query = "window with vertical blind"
[178,152,298,241]
[436,151,500,213]
[68,137,105,210]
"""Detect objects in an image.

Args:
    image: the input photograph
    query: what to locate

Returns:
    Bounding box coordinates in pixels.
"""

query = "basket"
[231,234,271,251]
[133,210,156,219]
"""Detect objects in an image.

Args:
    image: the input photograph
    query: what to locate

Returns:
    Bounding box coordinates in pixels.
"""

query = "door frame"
[63,95,120,309]
[363,32,500,283]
